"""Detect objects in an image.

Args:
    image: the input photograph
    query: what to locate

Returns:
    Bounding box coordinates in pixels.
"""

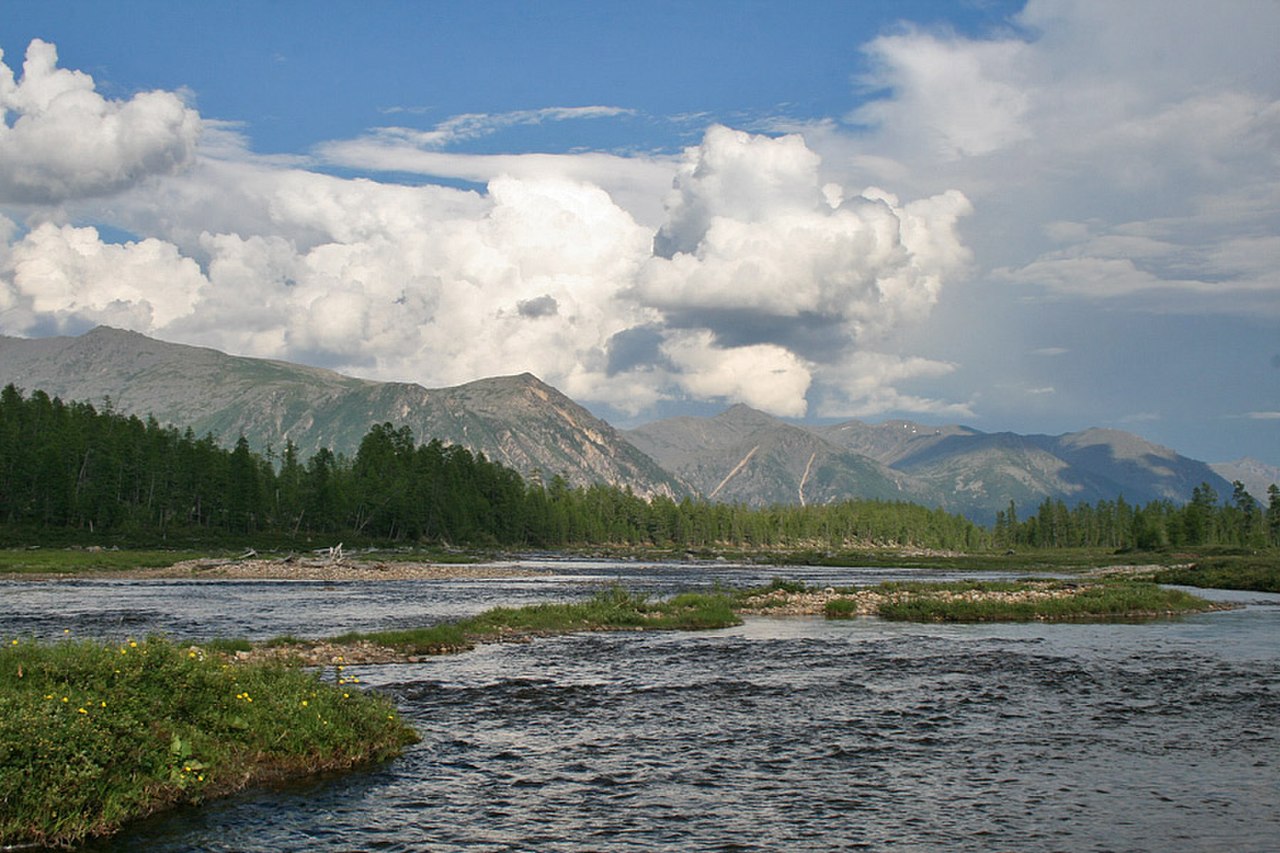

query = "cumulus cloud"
[0,43,978,422]
[628,126,971,414]
[2,223,205,332]
[661,331,812,417]
[0,40,200,203]
[854,28,1032,160]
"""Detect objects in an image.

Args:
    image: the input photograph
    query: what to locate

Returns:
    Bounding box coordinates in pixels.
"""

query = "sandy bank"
[1,555,543,582]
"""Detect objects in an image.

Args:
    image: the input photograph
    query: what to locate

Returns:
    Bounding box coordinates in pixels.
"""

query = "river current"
[4,560,1278,851]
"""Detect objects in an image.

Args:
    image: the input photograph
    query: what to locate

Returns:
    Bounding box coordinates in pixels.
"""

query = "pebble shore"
[739,582,1085,616]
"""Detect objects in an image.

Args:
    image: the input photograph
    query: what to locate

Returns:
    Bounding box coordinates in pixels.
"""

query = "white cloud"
[637,126,971,346]
[316,135,675,226]
[2,222,205,333]
[661,330,812,417]
[370,105,636,149]
[854,28,1032,159]
[813,351,971,419]
[821,0,1280,320]
[0,40,200,203]
[0,42,987,423]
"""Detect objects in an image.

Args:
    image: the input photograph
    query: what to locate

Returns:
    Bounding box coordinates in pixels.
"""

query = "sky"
[1,0,1277,467]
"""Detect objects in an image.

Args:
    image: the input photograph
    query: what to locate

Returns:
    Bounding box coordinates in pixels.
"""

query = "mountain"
[0,327,682,498]
[626,405,939,508]
[877,426,1232,522]
[634,408,1238,523]
[1209,458,1280,503]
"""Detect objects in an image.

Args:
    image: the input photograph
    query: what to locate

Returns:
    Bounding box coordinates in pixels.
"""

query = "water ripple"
[13,563,1278,852]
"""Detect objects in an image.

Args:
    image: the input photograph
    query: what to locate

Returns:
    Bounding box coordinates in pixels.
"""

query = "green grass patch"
[0,548,207,575]
[872,579,1032,594]
[0,636,417,848]
[198,637,254,654]
[824,597,861,617]
[333,585,742,654]
[1151,556,1280,593]
[874,581,1212,623]
[733,578,814,610]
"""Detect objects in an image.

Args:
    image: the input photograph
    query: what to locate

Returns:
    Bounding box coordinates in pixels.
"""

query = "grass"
[328,586,742,655]
[0,636,418,849]
[739,577,1220,623]
[0,548,208,575]
[1151,556,1280,593]
[871,580,1213,622]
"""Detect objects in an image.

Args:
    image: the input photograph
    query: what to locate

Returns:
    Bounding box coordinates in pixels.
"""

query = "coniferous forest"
[1,385,1276,551]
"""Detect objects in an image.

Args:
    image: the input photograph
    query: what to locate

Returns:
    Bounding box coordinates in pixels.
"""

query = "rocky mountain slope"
[1209,458,1280,503]
[633,409,1239,522]
[626,405,937,507]
[0,327,682,498]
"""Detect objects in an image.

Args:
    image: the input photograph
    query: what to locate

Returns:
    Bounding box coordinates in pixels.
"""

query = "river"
[4,560,1278,851]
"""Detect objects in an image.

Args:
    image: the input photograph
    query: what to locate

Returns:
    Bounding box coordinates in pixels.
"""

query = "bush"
[0,636,416,848]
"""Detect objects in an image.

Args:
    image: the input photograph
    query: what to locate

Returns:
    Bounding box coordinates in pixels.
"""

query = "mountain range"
[2,326,1272,523]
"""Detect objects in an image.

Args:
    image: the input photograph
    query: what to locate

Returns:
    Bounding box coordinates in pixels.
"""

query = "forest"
[1,385,1276,551]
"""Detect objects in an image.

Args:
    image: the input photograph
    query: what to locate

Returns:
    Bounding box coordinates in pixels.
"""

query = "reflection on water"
[6,560,1278,852]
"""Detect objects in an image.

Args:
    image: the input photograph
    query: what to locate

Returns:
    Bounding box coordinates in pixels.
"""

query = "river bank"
[0,554,543,582]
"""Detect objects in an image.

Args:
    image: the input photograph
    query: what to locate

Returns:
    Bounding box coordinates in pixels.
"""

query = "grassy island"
[0,637,417,849]
[739,578,1221,622]
[278,586,745,661]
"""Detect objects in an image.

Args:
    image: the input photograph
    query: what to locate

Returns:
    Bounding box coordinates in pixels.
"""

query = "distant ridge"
[632,407,1238,523]
[1209,457,1280,503]
[626,404,935,508]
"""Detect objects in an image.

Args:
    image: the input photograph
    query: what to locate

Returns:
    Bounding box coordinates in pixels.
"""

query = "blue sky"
[1,0,1277,469]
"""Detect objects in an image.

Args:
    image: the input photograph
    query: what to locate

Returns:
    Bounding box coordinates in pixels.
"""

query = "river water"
[4,560,1278,852]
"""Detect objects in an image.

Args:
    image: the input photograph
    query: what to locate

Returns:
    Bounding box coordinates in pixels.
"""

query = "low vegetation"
[871,580,1211,622]
[0,548,207,575]
[0,636,417,849]
[739,577,1220,623]
[327,586,742,655]
[1150,556,1280,593]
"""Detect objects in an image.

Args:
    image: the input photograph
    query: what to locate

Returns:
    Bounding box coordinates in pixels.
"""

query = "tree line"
[0,386,983,550]
[2,385,1274,552]
[994,480,1280,550]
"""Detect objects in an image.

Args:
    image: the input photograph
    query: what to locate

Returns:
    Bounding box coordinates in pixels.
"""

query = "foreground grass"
[328,586,742,655]
[0,637,417,849]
